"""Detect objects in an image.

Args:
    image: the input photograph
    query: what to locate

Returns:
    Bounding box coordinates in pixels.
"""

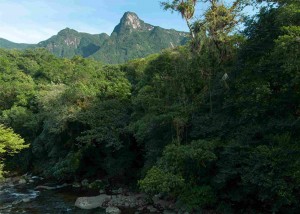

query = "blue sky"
[0,0,255,44]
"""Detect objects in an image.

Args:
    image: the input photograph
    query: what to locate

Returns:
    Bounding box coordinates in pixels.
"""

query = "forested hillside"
[0,0,299,213]
[0,38,34,50]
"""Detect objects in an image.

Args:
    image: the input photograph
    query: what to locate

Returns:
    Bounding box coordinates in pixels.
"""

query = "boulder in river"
[81,179,89,187]
[106,194,147,208]
[163,210,177,214]
[112,188,123,194]
[35,183,69,190]
[75,195,110,209]
[89,179,104,189]
[147,205,158,213]
[18,178,27,185]
[72,182,81,188]
[106,206,121,214]
[22,198,31,203]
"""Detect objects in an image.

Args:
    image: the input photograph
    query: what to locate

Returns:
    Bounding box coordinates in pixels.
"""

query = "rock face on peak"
[0,11,187,64]
[123,12,142,28]
[120,12,142,29]
[113,12,154,34]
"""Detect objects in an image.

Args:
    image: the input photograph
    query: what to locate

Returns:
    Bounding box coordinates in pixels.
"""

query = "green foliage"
[49,152,82,180]
[0,124,28,178]
[138,166,185,195]
[77,99,130,149]
[178,185,216,212]
[89,179,106,190]
[139,140,217,210]
[0,64,36,110]
[158,140,217,175]
[0,163,4,179]
[241,134,300,212]
[0,125,28,154]
[136,1,300,212]
[0,49,140,181]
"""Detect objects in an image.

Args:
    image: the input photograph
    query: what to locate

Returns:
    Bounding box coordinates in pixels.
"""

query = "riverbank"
[0,174,102,213]
[0,174,183,214]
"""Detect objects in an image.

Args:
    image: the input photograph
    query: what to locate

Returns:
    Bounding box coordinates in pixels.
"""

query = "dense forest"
[0,0,299,213]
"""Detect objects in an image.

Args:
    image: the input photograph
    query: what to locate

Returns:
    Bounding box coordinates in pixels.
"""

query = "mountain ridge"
[0,38,34,50]
[0,11,187,64]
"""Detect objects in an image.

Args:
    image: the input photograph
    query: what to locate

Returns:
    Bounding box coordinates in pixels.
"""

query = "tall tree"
[0,124,28,178]
[161,0,243,115]
[161,0,198,38]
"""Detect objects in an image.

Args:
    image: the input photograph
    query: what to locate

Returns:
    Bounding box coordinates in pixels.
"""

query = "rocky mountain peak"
[57,28,79,36]
[121,12,141,29]
[113,11,154,34]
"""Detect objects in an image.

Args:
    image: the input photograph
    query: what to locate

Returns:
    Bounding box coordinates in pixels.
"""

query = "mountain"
[36,28,109,58]
[0,38,34,50]
[91,12,187,63]
[0,12,187,64]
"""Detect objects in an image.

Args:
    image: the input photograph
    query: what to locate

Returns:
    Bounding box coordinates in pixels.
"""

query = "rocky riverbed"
[0,175,180,214]
[0,175,107,213]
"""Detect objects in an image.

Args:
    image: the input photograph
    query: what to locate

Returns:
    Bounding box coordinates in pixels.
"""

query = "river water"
[0,179,106,214]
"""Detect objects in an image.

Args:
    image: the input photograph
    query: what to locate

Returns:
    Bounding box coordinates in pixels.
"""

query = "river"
[0,175,161,214]
[0,178,106,214]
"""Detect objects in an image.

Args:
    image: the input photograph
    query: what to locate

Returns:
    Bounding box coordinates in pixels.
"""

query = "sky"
[0,0,255,44]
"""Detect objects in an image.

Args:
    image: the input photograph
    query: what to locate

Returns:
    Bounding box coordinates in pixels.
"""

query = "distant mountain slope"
[36,28,110,58]
[0,12,187,64]
[0,38,34,50]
